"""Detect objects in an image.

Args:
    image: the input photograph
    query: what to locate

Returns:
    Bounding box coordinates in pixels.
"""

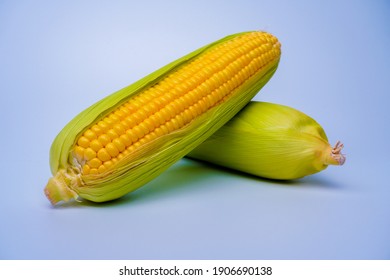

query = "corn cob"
[188,101,345,180]
[44,31,281,204]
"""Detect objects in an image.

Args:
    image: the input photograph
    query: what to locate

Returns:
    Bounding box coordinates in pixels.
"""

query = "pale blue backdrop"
[1,0,389,259]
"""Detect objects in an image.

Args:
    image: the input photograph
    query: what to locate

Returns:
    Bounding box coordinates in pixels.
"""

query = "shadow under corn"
[187,158,345,189]
[51,159,219,209]
[51,158,344,208]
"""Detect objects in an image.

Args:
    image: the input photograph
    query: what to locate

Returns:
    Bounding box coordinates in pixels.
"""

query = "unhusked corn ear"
[188,101,345,180]
[44,31,281,204]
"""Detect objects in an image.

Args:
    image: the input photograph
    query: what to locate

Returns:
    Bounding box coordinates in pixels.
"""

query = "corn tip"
[332,141,346,165]
[44,172,78,205]
[325,141,346,166]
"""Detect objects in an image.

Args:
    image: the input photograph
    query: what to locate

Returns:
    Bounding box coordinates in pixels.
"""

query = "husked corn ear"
[188,101,345,180]
[45,31,281,204]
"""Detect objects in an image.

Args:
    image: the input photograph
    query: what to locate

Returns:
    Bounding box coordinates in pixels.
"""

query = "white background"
[1,0,389,259]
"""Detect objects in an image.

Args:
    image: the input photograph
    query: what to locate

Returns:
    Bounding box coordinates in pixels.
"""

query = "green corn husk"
[188,101,345,180]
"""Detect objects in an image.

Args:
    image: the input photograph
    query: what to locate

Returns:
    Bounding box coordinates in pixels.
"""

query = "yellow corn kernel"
[103,160,114,170]
[89,139,103,152]
[89,168,98,175]
[84,148,96,161]
[88,158,102,169]
[106,129,119,140]
[112,138,126,152]
[105,143,119,158]
[119,134,132,147]
[77,136,89,148]
[98,165,107,174]
[97,148,111,162]
[82,164,90,175]
[97,134,110,147]
[83,129,97,141]
[45,31,281,205]
[91,124,103,136]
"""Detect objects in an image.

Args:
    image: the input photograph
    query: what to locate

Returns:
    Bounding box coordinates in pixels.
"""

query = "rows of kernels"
[73,32,280,175]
